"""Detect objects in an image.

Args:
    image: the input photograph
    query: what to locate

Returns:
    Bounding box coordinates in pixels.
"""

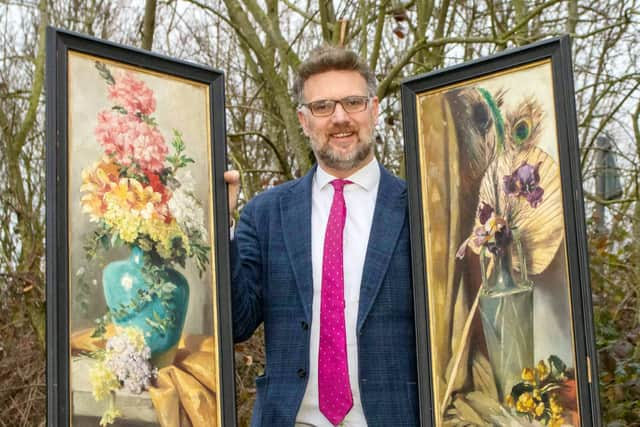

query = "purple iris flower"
[503,161,544,208]
[487,223,512,256]
[478,201,493,225]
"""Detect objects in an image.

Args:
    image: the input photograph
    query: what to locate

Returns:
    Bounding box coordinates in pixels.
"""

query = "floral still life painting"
[406,57,591,427]
[65,51,220,427]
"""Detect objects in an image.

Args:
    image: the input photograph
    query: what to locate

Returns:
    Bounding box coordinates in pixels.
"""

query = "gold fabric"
[418,91,498,422]
[71,328,218,427]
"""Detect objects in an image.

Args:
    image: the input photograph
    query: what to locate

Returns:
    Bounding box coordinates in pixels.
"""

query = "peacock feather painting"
[415,60,581,427]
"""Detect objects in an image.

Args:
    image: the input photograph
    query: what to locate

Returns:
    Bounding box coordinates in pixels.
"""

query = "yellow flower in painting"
[537,359,550,382]
[533,388,542,400]
[534,401,545,417]
[505,394,514,407]
[144,217,188,259]
[521,367,536,383]
[99,176,172,244]
[107,178,136,209]
[549,394,564,417]
[99,406,122,426]
[516,392,536,414]
[103,206,142,243]
[80,159,120,221]
[89,361,120,401]
[123,327,147,352]
[102,177,164,220]
[128,179,162,213]
[80,158,196,257]
[548,415,566,427]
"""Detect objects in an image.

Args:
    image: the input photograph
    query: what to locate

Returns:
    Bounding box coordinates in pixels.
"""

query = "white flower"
[104,327,156,394]
[168,170,208,239]
[140,202,155,220]
[121,274,133,291]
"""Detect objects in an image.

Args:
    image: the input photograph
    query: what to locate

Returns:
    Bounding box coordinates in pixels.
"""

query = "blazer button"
[300,321,309,331]
[297,368,307,378]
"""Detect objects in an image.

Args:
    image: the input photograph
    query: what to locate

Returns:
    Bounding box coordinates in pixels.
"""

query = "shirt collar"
[315,157,380,192]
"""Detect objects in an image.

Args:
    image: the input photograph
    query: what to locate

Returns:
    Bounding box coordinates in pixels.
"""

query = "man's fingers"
[224,170,241,215]
[224,170,240,185]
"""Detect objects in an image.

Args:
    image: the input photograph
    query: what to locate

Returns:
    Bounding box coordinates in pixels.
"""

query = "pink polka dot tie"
[319,179,353,425]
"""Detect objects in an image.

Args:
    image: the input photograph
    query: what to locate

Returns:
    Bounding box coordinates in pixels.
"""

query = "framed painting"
[401,37,600,426]
[46,28,235,426]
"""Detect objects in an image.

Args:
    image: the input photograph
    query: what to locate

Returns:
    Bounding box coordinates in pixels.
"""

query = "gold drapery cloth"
[71,326,218,427]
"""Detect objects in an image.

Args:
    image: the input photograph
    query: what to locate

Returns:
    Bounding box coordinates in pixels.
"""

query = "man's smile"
[331,131,355,138]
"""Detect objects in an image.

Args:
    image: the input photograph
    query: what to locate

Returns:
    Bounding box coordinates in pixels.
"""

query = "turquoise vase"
[102,246,189,367]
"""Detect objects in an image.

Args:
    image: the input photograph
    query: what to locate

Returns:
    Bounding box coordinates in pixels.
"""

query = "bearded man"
[225,45,418,427]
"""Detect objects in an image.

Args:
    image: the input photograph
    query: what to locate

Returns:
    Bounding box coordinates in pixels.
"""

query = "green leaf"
[111,105,128,115]
[161,282,177,294]
[548,355,567,377]
[91,313,111,338]
[94,61,115,85]
[510,382,534,397]
[140,113,158,126]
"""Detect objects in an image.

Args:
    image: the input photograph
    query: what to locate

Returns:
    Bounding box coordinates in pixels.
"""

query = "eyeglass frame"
[298,95,372,117]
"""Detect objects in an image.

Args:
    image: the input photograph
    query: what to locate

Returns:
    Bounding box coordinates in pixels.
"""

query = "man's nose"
[330,102,350,122]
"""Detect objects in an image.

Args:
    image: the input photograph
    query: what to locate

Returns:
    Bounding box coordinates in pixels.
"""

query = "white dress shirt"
[296,158,380,427]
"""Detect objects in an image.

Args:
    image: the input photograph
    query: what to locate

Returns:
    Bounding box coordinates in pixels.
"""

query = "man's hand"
[224,170,241,218]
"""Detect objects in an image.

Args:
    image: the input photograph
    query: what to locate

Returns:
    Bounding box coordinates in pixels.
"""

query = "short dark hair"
[293,45,377,104]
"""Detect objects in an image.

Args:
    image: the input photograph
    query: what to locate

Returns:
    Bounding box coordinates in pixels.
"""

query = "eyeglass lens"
[308,96,368,116]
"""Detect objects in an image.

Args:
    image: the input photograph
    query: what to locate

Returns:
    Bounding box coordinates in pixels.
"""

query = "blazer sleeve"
[230,199,264,342]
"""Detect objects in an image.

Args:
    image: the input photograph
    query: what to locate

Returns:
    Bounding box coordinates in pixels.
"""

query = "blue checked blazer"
[230,164,419,427]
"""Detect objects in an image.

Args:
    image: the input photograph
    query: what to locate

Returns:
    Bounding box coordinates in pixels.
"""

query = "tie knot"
[331,179,351,192]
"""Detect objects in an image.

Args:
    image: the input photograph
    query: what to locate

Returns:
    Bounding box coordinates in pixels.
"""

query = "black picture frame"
[401,36,600,426]
[46,27,235,426]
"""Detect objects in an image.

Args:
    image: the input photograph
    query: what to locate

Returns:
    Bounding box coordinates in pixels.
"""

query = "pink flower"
[95,111,168,172]
[108,71,156,116]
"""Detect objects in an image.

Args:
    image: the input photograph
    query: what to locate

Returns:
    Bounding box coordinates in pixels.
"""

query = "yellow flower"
[89,361,120,401]
[99,406,122,426]
[521,367,536,383]
[107,178,136,209]
[536,359,550,382]
[516,392,536,414]
[144,217,188,259]
[534,401,545,417]
[123,327,147,352]
[548,415,566,427]
[549,394,564,417]
[505,394,514,407]
[533,388,542,400]
[103,206,142,243]
[128,179,162,212]
[84,168,191,253]
[80,159,120,221]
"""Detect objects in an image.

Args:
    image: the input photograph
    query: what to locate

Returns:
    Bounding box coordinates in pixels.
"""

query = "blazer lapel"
[357,165,407,331]
[280,167,316,323]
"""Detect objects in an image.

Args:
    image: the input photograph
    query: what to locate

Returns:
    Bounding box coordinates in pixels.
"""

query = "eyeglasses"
[300,96,370,117]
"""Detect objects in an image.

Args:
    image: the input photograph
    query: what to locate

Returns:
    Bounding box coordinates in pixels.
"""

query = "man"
[225,46,418,427]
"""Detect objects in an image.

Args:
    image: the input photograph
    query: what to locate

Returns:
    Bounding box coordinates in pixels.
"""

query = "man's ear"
[370,96,380,122]
[297,109,310,137]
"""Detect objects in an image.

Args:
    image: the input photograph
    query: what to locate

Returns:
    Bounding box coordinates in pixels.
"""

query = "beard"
[309,126,374,172]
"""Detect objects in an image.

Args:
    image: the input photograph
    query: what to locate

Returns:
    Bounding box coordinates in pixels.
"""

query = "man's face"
[297,70,379,176]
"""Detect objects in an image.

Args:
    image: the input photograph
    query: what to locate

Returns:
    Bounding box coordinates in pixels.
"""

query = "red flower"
[144,171,171,205]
